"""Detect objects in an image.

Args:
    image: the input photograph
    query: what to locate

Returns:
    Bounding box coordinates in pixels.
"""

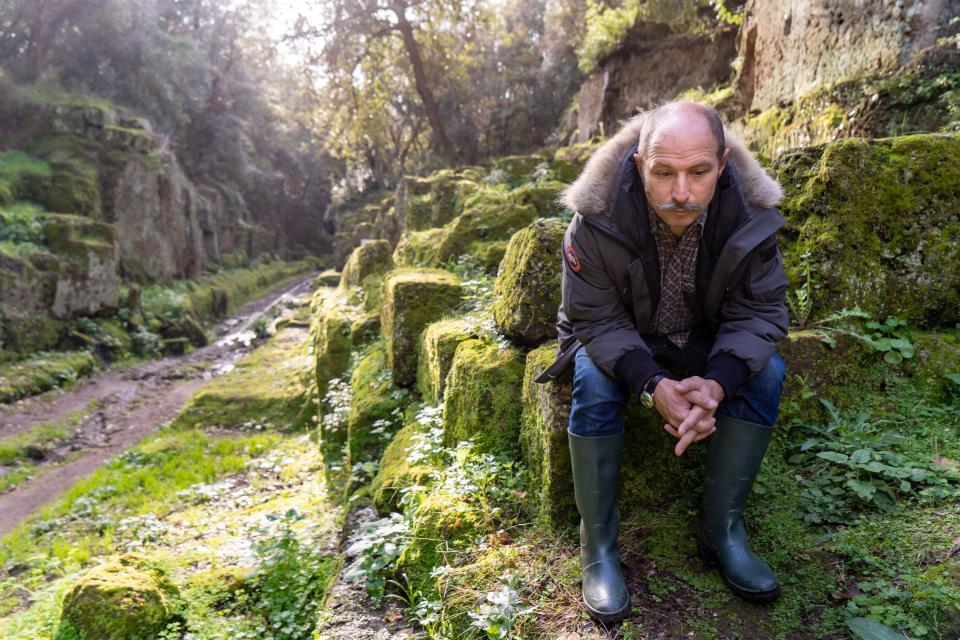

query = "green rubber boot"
[569,431,630,622]
[696,414,781,602]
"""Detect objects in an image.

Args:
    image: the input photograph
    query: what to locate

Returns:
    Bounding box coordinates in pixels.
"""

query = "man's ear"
[633,152,643,172]
[718,147,731,175]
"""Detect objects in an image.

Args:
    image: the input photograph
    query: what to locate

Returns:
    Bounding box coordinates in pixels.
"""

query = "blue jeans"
[568,333,786,437]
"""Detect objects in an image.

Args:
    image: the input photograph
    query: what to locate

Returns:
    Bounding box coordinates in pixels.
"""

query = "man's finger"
[677,406,705,436]
[692,426,717,442]
[692,416,716,433]
[675,429,698,456]
[682,390,718,411]
[663,423,680,439]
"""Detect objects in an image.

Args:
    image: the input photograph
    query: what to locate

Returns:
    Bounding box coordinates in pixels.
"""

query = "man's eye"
[657,171,672,178]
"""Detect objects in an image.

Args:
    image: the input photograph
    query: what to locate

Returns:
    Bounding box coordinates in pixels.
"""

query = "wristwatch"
[640,373,668,409]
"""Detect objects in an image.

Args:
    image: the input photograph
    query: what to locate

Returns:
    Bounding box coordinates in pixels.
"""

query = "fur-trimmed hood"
[560,113,784,215]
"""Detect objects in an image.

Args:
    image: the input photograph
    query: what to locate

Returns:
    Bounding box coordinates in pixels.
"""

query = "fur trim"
[559,113,784,215]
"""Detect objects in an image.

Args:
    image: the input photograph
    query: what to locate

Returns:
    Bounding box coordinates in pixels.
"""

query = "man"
[535,101,789,621]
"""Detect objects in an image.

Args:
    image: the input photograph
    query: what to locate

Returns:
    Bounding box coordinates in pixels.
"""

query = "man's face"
[634,117,729,238]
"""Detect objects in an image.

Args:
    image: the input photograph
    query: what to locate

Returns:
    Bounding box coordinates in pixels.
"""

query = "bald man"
[536,102,789,620]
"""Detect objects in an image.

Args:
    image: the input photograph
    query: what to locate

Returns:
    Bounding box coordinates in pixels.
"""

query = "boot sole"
[696,541,781,604]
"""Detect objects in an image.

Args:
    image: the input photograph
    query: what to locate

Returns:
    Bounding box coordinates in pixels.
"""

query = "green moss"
[520,345,575,530]
[492,218,565,346]
[370,421,436,513]
[394,187,538,272]
[346,345,409,467]
[397,492,485,593]
[173,328,310,431]
[775,133,960,327]
[44,156,101,218]
[0,350,96,403]
[315,269,341,287]
[442,338,526,454]
[0,150,52,205]
[349,312,380,346]
[492,154,548,184]
[399,171,479,231]
[551,139,602,183]
[55,553,180,640]
[511,181,566,218]
[338,240,393,290]
[381,268,462,387]
[463,239,510,273]
[416,316,478,405]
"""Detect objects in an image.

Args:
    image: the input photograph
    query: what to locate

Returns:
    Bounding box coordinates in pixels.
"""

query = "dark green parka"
[535,115,789,400]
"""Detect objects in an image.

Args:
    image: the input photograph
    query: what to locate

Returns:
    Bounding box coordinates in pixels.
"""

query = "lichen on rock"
[338,240,394,290]
[381,268,462,388]
[492,218,566,346]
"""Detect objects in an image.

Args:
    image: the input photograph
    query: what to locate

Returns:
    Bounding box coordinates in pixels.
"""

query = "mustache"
[653,200,704,212]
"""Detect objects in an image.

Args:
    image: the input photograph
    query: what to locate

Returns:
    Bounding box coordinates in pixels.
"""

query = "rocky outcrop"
[568,23,738,143]
[734,0,960,114]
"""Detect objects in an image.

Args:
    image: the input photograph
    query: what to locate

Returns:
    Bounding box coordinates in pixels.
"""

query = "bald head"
[637,101,726,163]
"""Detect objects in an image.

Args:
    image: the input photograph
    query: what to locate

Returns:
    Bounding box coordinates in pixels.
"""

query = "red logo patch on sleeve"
[565,244,581,272]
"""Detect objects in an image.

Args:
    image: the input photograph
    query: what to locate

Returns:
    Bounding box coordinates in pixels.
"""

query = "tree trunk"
[391,1,458,166]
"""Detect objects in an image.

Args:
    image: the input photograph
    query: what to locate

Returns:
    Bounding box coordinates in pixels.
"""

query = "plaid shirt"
[649,206,707,348]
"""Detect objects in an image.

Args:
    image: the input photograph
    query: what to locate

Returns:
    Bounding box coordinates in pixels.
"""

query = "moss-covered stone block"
[520,345,576,529]
[492,154,548,184]
[551,139,602,183]
[511,181,566,218]
[397,491,484,590]
[349,312,380,346]
[417,316,479,405]
[393,188,537,273]
[398,171,479,232]
[55,553,180,640]
[312,304,356,399]
[315,268,341,287]
[339,240,393,289]
[370,421,436,512]
[492,219,565,346]
[442,338,525,454]
[0,349,96,403]
[381,268,461,387]
[347,345,410,467]
[775,133,960,327]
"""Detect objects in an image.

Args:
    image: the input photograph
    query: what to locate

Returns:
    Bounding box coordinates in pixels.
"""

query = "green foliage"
[467,573,535,640]
[343,512,411,605]
[787,251,817,327]
[0,202,47,255]
[0,350,97,403]
[576,0,639,74]
[248,509,338,640]
[806,309,916,365]
[789,399,960,524]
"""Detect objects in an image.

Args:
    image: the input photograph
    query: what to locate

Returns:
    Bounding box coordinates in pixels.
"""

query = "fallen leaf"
[384,611,403,622]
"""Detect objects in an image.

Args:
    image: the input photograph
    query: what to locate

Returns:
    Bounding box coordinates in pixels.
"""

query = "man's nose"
[672,173,689,203]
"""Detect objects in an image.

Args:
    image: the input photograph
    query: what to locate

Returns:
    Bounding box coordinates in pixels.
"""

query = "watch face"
[641,392,654,409]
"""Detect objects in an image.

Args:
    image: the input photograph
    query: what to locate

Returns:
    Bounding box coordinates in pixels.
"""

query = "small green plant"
[388,573,445,639]
[787,251,816,327]
[790,399,960,524]
[805,308,915,365]
[131,326,163,356]
[342,512,411,605]
[249,508,338,640]
[467,573,535,640]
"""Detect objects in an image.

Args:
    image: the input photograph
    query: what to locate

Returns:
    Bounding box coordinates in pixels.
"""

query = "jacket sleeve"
[704,233,788,399]
[561,217,663,392]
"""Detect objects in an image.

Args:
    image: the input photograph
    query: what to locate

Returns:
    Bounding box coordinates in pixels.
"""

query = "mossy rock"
[397,491,485,592]
[44,155,102,218]
[339,240,393,289]
[464,239,511,273]
[315,268,341,287]
[381,268,462,388]
[550,139,602,183]
[393,188,537,273]
[349,312,380,346]
[0,349,96,403]
[54,553,180,640]
[397,171,479,231]
[775,133,960,327]
[417,316,479,405]
[370,421,436,512]
[311,289,364,399]
[442,338,525,454]
[492,154,548,184]
[492,219,565,346]
[511,181,567,218]
[346,345,410,467]
[520,345,576,528]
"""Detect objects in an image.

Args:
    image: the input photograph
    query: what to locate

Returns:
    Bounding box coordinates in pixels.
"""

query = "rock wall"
[734,0,960,114]
[569,24,738,143]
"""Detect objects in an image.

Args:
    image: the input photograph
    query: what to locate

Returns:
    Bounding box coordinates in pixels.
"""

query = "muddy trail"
[0,271,319,537]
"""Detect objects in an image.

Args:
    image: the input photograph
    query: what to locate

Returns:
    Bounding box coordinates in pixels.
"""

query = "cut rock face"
[381,268,462,388]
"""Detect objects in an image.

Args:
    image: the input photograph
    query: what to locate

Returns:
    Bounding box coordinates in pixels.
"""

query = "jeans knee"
[569,348,627,436]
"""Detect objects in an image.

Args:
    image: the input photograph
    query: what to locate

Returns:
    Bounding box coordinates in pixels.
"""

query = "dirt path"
[0,271,319,537]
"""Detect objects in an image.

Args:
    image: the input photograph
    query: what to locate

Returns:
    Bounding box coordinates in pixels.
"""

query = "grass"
[0,351,97,404]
